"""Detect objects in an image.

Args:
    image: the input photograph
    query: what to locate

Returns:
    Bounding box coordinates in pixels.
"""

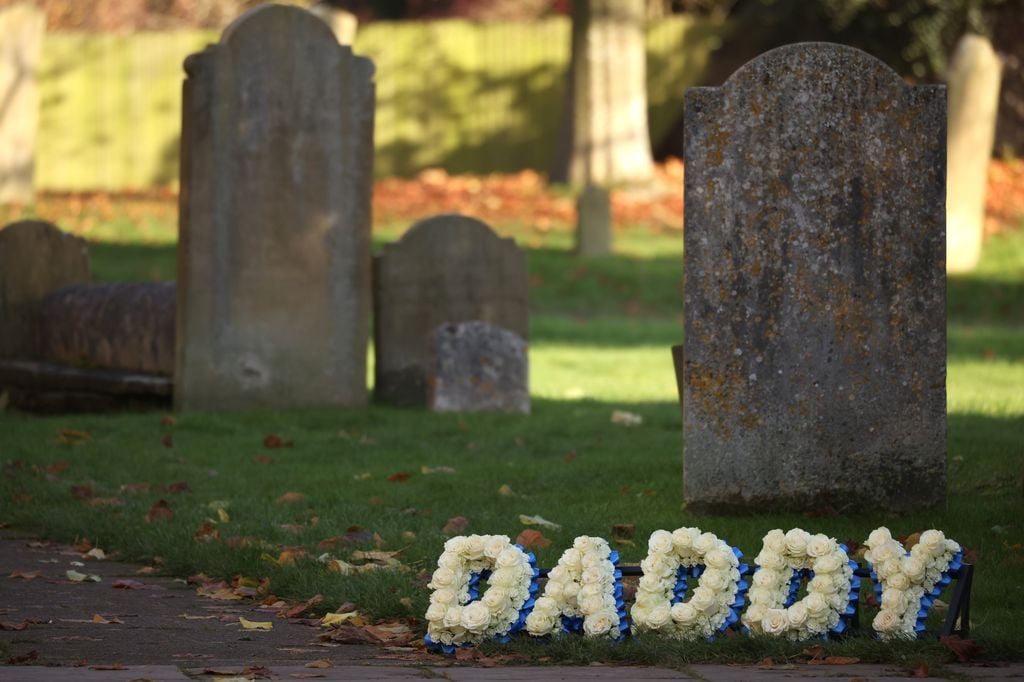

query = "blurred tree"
[551,0,654,186]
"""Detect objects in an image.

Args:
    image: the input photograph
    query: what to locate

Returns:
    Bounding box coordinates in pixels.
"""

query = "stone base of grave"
[0,360,171,414]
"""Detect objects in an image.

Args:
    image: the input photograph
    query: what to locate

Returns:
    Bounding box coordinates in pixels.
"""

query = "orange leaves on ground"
[9,570,40,580]
[386,472,412,482]
[194,520,220,542]
[111,579,147,590]
[254,454,273,465]
[276,491,305,505]
[940,635,984,663]
[278,594,323,619]
[57,429,91,445]
[144,499,173,523]
[70,484,93,499]
[263,434,294,449]
[442,516,469,535]
[91,614,123,624]
[515,529,552,550]
[801,645,860,666]
[119,482,150,493]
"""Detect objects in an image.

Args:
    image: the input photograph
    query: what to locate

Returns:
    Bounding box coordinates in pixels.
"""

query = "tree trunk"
[551,0,654,186]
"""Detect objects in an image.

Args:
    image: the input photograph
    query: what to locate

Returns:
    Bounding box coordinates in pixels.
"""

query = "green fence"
[34,16,722,190]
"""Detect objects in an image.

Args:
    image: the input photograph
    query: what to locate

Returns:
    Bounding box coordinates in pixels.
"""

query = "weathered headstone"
[175,5,375,411]
[0,221,91,359]
[0,3,45,204]
[576,184,612,257]
[947,34,1002,273]
[373,214,528,407]
[429,321,530,414]
[683,43,946,513]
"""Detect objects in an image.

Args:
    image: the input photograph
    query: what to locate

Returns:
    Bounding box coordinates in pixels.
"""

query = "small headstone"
[947,33,1002,273]
[683,43,946,513]
[374,214,528,407]
[0,221,90,359]
[429,321,529,414]
[576,184,612,257]
[0,3,45,204]
[175,5,375,411]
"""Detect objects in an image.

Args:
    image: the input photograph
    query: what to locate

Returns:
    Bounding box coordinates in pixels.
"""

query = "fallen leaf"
[317,624,378,644]
[66,570,101,583]
[58,429,91,444]
[455,647,482,661]
[442,516,469,535]
[399,597,414,610]
[352,472,371,481]
[320,611,364,628]
[279,595,323,619]
[7,651,38,664]
[365,621,415,646]
[0,621,28,631]
[421,466,455,475]
[518,514,561,530]
[160,415,176,427]
[911,662,930,678]
[239,616,273,631]
[91,614,122,624]
[564,450,577,462]
[136,566,156,575]
[940,635,984,663]
[758,657,774,668]
[9,570,40,580]
[217,508,231,523]
[72,539,92,552]
[822,656,861,665]
[87,496,123,507]
[515,529,552,550]
[801,645,826,662]
[70,484,93,499]
[290,674,325,680]
[305,659,333,668]
[368,496,384,505]
[89,664,127,670]
[145,499,173,523]
[44,461,72,475]
[167,481,192,494]
[119,482,150,493]
[255,454,273,464]
[264,434,294,448]
[351,550,399,561]
[161,434,174,448]
[276,491,305,505]
[610,410,642,426]
[401,531,416,542]
[195,520,221,542]
[498,484,514,496]
[84,547,106,560]
[612,524,635,541]
[386,472,412,482]
[112,579,146,590]
[178,613,218,620]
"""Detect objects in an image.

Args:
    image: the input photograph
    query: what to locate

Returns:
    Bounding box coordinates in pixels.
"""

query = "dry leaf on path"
[321,611,365,628]
[239,616,272,631]
[9,570,40,580]
[305,659,333,668]
[91,614,122,624]
[0,622,28,631]
[84,548,106,560]
[66,570,100,583]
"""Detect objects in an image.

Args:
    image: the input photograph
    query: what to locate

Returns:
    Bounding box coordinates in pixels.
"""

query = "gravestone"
[576,184,612,257]
[947,34,1002,273]
[0,3,45,204]
[0,221,90,359]
[429,321,530,414]
[683,43,946,513]
[176,5,375,411]
[373,214,528,407]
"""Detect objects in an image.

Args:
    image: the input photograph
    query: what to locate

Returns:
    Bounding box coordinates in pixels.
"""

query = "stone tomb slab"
[373,214,528,407]
[175,5,375,411]
[683,43,946,513]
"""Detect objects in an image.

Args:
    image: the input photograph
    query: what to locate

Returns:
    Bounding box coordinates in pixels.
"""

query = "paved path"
[2,532,1021,680]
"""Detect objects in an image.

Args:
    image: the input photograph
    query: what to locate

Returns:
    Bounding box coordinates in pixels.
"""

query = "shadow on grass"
[87,241,177,283]
[948,276,1024,326]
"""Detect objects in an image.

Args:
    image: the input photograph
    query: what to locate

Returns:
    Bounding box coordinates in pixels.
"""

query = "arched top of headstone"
[221,3,336,47]
[387,214,516,254]
[719,42,906,93]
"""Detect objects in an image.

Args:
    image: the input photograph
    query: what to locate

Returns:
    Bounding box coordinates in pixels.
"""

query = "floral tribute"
[525,536,628,639]
[741,528,859,640]
[863,527,962,640]
[630,527,748,639]
[424,534,539,653]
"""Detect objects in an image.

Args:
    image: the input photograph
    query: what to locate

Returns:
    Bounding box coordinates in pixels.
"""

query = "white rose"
[481,588,509,611]
[945,539,961,554]
[563,582,580,600]
[705,548,732,570]
[533,596,559,617]
[562,549,583,570]
[901,556,926,583]
[643,555,676,579]
[917,529,945,555]
[670,601,698,624]
[464,536,486,560]
[429,567,458,589]
[744,604,767,631]
[804,593,830,618]
[747,586,775,605]
[548,566,569,583]
[880,558,902,578]
[647,604,673,629]
[806,534,836,558]
[787,602,809,628]
[673,527,698,551]
[525,611,554,636]
[872,609,901,633]
[784,529,810,556]
[583,609,618,637]
[425,603,447,621]
[690,587,718,614]
[694,532,718,554]
[578,594,605,615]
[873,541,900,564]
[496,547,524,569]
[578,583,603,602]
[887,572,910,591]
[460,602,491,632]
[756,552,785,571]
[573,536,595,553]
[813,554,842,575]
[490,569,517,588]
[753,569,779,588]
[808,575,834,594]
[438,552,463,570]
[430,588,456,605]
[631,604,651,625]
[581,566,606,585]
[444,537,468,554]
[545,580,564,599]
[648,530,674,555]
[484,536,509,559]
[442,606,463,628]
[763,529,787,555]
[867,527,892,549]
[699,569,728,592]
[761,609,789,635]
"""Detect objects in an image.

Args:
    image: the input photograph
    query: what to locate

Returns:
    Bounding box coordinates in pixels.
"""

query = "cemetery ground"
[1,171,1023,675]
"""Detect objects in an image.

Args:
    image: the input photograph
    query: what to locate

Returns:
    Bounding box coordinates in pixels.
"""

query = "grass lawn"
[1,211,1022,669]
